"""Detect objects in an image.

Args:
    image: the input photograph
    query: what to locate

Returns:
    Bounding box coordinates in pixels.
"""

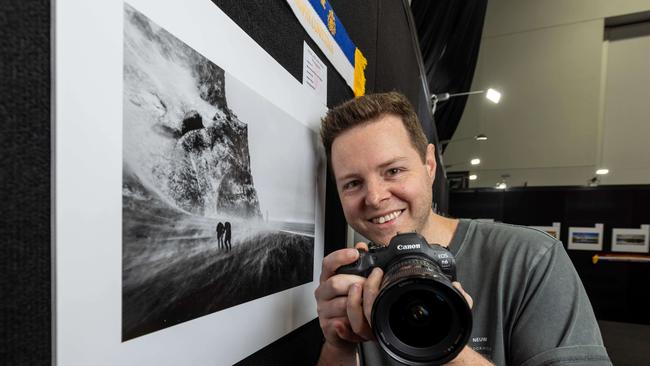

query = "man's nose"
[364,178,390,207]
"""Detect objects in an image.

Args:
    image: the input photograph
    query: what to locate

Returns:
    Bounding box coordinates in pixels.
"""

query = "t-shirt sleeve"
[508,242,612,366]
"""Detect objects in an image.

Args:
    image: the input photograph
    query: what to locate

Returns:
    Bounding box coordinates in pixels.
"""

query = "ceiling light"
[496,182,507,189]
[474,134,488,141]
[486,88,501,104]
[469,174,478,181]
[431,87,502,114]
[596,168,609,175]
[470,158,481,165]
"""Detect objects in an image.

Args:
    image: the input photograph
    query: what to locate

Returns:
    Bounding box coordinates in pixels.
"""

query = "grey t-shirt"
[360,219,611,366]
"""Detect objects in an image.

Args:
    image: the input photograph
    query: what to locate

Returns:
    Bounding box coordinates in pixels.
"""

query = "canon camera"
[336,232,472,366]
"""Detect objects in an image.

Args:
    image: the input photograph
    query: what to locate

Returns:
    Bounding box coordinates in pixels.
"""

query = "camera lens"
[371,255,472,366]
[389,290,451,348]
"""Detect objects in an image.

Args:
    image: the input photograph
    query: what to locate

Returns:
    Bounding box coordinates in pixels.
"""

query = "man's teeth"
[373,210,401,224]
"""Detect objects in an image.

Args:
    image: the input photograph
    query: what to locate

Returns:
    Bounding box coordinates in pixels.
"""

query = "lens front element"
[389,290,452,348]
[372,255,472,366]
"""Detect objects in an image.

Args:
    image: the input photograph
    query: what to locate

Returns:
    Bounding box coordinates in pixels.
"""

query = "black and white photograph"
[122,3,317,341]
[568,224,603,251]
[611,225,650,253]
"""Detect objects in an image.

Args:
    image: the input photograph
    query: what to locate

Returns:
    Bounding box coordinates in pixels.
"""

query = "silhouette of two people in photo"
[216,221,231,251]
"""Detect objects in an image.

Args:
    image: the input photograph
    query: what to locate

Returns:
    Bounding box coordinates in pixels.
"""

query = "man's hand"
[446,282,494,365]
[315,243,384,365]
[345,264,382,342]
[315,243,374,347]
[315,245,492,366]
[452,281,473,309]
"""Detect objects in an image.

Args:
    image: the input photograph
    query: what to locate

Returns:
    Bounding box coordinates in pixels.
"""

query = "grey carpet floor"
[599,320,650,366]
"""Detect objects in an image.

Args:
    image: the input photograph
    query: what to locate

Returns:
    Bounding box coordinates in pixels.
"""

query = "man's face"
[331,114,436,246]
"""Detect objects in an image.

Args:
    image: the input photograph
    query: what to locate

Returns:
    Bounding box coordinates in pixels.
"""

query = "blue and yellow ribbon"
[289,0,367,96]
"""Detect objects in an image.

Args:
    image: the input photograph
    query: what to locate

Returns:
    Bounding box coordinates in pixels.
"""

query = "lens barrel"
[371,255,472,366]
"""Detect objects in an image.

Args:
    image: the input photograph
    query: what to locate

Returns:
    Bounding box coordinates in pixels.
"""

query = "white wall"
[484,0,650,38]
[444,0,650,188]
[601,35,650,184]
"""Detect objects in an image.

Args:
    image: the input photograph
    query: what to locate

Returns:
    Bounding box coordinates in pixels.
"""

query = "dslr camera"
[337,232,472,366]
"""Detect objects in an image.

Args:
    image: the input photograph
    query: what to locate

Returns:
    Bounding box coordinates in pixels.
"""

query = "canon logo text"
[397,244,421,250]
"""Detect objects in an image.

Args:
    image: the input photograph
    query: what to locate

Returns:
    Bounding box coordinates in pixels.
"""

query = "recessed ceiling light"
[596,168,609,175]
[470,158,481,165]
[496,182,507,189]
[469,174,478,181]
[474,134,488,141]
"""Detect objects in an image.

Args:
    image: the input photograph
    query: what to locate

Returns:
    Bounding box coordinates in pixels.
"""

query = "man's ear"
[425,144,437,180]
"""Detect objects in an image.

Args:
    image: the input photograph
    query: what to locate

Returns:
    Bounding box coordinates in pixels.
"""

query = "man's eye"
[387,168,403,176]
[342,180,360,190]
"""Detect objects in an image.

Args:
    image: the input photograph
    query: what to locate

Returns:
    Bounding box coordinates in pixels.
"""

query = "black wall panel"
[502,190,566,226]
[1,1,51,365]
[449,186,650,325]
[449,190,503,220]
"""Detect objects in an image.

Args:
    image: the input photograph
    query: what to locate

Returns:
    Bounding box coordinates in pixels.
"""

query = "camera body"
[336,232,457,281]
[337,232,472,366]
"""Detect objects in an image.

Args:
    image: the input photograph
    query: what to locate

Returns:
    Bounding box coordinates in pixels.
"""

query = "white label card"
[303,42,327,105]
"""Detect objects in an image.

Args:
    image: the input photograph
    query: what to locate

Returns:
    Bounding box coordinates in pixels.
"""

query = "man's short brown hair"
[320,92,429,166]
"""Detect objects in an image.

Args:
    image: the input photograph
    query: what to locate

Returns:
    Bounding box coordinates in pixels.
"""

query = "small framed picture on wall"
[568,224,604,251]
[611,225,649,253]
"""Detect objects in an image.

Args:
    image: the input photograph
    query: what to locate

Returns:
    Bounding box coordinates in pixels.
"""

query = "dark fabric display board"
[449,185,650,326]
[1,1,52,365]
[2,0,445,364]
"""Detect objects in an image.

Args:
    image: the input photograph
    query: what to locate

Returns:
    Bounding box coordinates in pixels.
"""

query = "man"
[314,92,611,365]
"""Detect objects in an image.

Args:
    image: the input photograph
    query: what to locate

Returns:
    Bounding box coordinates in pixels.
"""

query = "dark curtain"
[410,0,488,147]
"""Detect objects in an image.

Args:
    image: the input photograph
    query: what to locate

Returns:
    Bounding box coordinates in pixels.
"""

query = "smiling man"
[314,92,611,366]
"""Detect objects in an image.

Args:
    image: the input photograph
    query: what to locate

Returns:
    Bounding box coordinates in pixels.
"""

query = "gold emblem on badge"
[328,9,336,36]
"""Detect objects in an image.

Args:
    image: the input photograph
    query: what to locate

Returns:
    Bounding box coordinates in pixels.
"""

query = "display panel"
[55,0,326,364]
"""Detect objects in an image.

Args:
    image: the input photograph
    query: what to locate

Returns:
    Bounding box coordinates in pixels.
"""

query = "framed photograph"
[568,224,604,251]
[529,222,561,239]
[55,0,327,365]
[611,225,649,253]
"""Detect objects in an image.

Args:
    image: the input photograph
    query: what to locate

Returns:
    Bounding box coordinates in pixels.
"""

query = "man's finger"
[347,283,374,341]
[317,296,348,319]
[354,242,369,252]
[315,275,366,301]
[363,267,383,325]
[452,281,473,309]
[320,248,360,283]
[331,317,365,343]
